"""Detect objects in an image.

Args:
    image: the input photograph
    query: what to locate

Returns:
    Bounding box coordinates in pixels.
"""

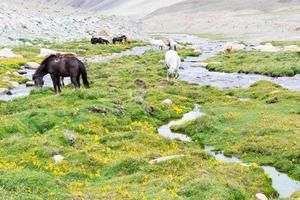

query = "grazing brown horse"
[33,54,89,93]
[91,37,110,45]
[112,35,128,44]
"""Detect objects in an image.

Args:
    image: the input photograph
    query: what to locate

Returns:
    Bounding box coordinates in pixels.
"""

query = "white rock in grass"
[53,155,64,164]
[0,48,23,58]
[0,88,8,94]
[162,99,173,106]
[38,48,60,57]
[284,45,300,52]
[24,62,40,69]
[8,81,19,88]
[255,193,268,200]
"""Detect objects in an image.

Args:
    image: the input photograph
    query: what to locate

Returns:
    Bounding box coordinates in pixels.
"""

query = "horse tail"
[80,65,89,88]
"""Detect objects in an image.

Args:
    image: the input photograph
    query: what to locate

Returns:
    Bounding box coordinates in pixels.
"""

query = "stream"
[157,104,300,198]
[166,34,300,91]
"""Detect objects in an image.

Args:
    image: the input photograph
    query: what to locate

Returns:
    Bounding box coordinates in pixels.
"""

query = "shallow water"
[205,146,300,198]
[157,105,300,198]
[0,46,153,101]
[158,104,204,142]
[165,34,300,91]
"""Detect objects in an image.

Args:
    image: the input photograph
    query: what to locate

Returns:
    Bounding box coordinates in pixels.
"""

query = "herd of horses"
[32,35,180,93]
[91,35,129,45]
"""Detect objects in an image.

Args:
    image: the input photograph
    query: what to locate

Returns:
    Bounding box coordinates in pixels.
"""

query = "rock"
[146,106,155,115]
[13,72,22,77]
[255,193,268,200]
[17,69,27,75]
[134,79,147,89]
[191,63,202,67]
[53,155,64,164]
[196,169,209,176]
[209,62,221,65]
[6,90,13,95]
[0,88,8,94]
[2,76,10,82]
[89,106,107,116]
[284,45,300,52]
[149,154,184,165]
[233,44,246,51]
[198,62,209,67]
[8,81,19,88]
[266,97,279,104]
[0,48,23,58]
[254,44,280,52]
[38,48,60,57]
[64,131,76,146]
[162,99,173,106]
[26,81,35,87]
[24,62,40,69]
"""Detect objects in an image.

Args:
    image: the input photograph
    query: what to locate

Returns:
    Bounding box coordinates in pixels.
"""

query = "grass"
[264,41,300,47]
[205,50,300,77]
[193,33,229,41]
[0,48,280,199]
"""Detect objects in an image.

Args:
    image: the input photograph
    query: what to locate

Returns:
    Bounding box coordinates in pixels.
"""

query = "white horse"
[165,50,181,80]
[150,39,167,50]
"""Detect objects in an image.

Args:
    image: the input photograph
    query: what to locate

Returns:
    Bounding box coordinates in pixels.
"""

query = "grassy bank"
[0,48,280,199]
[205,51,300,77]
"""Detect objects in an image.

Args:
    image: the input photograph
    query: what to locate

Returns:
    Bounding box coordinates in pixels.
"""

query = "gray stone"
[26,81,35,87]
[0,88,8,94]
[24,62,40,69]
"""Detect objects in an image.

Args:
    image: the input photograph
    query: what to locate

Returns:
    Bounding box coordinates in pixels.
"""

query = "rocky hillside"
[142,0,300,40]
[0,0,144,45]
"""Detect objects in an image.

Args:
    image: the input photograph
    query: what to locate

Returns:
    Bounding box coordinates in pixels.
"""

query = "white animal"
[150,39,167,50]
[165,50,181,80]
[169,39,178,51]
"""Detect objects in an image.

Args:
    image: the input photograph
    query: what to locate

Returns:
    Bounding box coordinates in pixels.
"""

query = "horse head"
[32,73,44,87]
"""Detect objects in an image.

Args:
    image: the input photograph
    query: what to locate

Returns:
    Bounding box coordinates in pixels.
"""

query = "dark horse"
[112,35,128,44]
[91,37,109,45]
[32,54,89,93]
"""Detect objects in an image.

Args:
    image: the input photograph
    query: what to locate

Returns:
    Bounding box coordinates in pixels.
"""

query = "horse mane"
[34,54,61,76]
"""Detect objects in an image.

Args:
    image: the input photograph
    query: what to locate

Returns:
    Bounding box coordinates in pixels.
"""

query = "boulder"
[53,155,64,164]
[198,62,209,67]
[26,81,35,87]
[64,131,77,146]
[2,76,10,82]
[17,69,28,75]
[255,193,268,200]
[149,154,184,165]
[24,62,40,69]
[162,99,173,106]
[254,44,280,52]
[13,72,22,77]
[284,45,300,52]
[38,48,60,57]
[8,81,19,88]
[0,48,23,58]
[0,88,8,94]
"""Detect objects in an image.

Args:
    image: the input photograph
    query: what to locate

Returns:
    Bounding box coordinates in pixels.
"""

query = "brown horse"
[33,54,89,93]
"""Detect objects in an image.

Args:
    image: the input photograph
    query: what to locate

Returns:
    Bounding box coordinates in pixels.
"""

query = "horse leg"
[71,76,79,88]
[50,74,58,93]
[76,75,81,88]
